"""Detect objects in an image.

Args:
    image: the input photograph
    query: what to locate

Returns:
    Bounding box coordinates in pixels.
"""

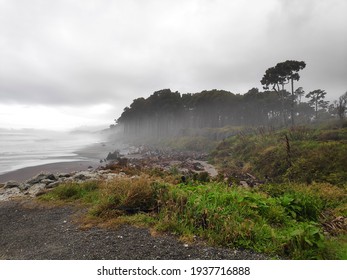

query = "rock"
[106,150,121,160]
[45,174,57,181]
[46,182,60,189]
[72,171,97,181]
[239,181,249,188]
[193,162,204,171]
[41,179,55,185]
[58,173,71,178]
[0,187,24,201]
[104,173,119,181]
[27,183,47,197]
[27,173,54,185]
[19,183,31,191]
[98,170,109,174]
[4,180,20,189]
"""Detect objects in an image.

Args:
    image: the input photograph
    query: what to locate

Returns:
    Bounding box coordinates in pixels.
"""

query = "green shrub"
[281,222,325,259]
[324,235,347,260]
[277,193,323,221]
[259,183,346,220]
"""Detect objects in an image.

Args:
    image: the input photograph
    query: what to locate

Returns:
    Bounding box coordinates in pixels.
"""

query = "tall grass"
[40,177,346,259]
[212,126,347,186]
[40,181,100,203]
[155,182,346,259]
[90,176,161,218]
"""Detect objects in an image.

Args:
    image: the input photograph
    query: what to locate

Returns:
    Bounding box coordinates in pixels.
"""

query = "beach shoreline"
[0,139,125,183]
[0,160,101,183]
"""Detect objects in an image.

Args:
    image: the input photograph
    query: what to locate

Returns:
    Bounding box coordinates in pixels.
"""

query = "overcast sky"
[1,0,346,130]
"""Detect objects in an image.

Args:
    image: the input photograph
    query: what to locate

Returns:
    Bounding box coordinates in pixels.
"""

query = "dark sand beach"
[0,161,100,183]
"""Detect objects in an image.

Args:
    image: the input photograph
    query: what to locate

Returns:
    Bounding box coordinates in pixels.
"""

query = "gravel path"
[0,199,269,260]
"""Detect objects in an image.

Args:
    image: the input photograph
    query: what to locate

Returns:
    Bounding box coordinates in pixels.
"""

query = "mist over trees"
[113,60,346,141]
[114,87,346,140]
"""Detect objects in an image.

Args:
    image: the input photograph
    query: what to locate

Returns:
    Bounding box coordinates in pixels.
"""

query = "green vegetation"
[40,167,346,259]
[42,181,100,203]
[37,57,347,259]
[211,125,347,186]
[97,61,347,259]
[42,92,347,260]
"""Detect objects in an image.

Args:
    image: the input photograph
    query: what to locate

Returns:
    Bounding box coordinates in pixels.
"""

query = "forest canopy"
[115,88,346,140]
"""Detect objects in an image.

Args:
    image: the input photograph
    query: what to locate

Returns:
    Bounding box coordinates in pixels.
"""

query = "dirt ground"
[0,199,269,260]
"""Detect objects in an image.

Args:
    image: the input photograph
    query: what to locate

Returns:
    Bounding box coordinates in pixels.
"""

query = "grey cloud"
[0,0,346,111]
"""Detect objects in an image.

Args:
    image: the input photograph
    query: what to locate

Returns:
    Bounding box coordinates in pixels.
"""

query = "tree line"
[114,60,347,139]
[115,88,346,139]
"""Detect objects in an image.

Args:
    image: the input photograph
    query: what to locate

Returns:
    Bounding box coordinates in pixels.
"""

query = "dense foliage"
[115,88,346,142]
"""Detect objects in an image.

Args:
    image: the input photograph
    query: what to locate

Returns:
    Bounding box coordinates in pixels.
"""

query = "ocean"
[0,129,101,175]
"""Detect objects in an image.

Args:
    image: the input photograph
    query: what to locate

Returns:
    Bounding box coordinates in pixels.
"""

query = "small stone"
[58,173,71,178]
[46,182,60,189]
[41,179,55,185]
[4,180,20,189]
[239,181,249,188]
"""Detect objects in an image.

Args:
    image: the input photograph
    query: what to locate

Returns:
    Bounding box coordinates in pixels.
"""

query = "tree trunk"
[290,78,295,126]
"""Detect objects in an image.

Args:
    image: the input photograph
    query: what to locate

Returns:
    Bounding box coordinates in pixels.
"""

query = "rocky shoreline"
[0,146,221,202]
[1,145,266,204]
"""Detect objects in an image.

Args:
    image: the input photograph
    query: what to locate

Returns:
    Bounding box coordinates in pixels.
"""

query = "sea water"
[0,129,101,175]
